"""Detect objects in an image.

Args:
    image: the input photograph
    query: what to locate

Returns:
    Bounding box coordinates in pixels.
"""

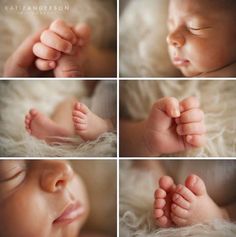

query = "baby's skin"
[24,101,113,143]
[154,174,229,227]
[144,96,205,156]
[33,19,91,77]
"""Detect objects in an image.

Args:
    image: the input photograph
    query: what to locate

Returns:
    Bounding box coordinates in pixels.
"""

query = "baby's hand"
[33,19,77,71]
[144,96,206,156]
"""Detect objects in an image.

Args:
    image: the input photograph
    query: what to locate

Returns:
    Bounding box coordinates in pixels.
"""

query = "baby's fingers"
[49,19,77,45]
[35,59,56,71]
[179,96,199,112]
[33,42,61,60]
[176,122,206,136]
[153,96,180,118]
[40,30,72,54]
[73,23,91,46]
[175,108,204,124]
[185,134,206,147]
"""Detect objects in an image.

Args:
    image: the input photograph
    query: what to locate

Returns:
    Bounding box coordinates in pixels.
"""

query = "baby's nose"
[40,160,74,193]
[166,30,185,48]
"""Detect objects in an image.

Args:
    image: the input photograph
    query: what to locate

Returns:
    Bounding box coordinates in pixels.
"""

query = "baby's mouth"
[53,201,85,225]
[172,56,190,67]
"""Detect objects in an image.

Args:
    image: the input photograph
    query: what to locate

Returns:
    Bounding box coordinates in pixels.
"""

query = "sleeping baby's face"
[0,160,89,237]
[167,0,236,77]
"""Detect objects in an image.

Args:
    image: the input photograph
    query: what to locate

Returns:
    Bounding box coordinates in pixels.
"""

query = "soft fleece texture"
[0,80,116,157]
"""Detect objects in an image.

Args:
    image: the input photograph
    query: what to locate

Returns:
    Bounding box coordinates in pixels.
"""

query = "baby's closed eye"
[0,161,27,198]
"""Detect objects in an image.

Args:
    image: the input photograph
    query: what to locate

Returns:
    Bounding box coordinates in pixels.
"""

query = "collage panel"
[0,0,117,78]
[120,80,236,157]
[120,0,236,78]
[0,159,117,237]
[120,159,236,236]
[0,80,117,157]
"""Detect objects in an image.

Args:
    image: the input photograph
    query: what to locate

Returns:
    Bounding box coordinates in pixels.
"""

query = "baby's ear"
[73,23,91,47]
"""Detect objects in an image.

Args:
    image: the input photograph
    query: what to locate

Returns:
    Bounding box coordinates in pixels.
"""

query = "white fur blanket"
[120,80,236,157]
[0,80,116,157]
[0,0,116,76]
[120,161,236,237]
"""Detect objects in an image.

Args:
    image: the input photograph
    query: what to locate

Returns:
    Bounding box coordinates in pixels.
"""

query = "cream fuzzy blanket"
[0,80,116,157]
[120,161,236,237]
[120,80,236,157]
[0,0,116,76]
[120,0,180,77]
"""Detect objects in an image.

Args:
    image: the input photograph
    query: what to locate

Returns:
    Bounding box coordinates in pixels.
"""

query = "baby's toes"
[154,198,166,209]
[171,213,187,227]
[171,203,189,219]
[176,122,206,136]
[74,121,88,131]
[172,193,190,210]
[154,188,166,199]
[155,215,172,228]
[175,184,195,203]
[186,134,206,147]
[154,208,164,219]
[74,102,89,115]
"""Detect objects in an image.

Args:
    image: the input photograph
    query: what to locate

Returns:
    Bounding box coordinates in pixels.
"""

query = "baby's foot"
[171,174,229,226]
[72,102,113,141]
[54,24,91,77]
[24,109,71,143]
[154,176,176,227]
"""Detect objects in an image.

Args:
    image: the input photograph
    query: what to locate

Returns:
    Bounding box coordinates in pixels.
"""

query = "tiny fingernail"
[172,109,180,117]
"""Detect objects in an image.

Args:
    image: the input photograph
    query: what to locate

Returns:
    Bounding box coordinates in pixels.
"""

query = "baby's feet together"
[154,174,229,228]
[72,102,113,141]
[144,96,206,156]
[33,19,91,77]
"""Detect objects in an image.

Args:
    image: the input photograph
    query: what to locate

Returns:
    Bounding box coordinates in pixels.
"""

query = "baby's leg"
[72,102,114,141]
[154,176,176,228]
[170,174,229,226]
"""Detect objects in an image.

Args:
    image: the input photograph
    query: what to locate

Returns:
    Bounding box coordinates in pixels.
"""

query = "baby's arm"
[120,96,206,156]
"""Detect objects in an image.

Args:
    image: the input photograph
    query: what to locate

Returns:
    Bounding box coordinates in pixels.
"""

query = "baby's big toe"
[185,174,207,196]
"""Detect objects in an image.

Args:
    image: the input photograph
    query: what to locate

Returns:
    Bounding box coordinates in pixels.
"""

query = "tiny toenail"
[190,176,197,187]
